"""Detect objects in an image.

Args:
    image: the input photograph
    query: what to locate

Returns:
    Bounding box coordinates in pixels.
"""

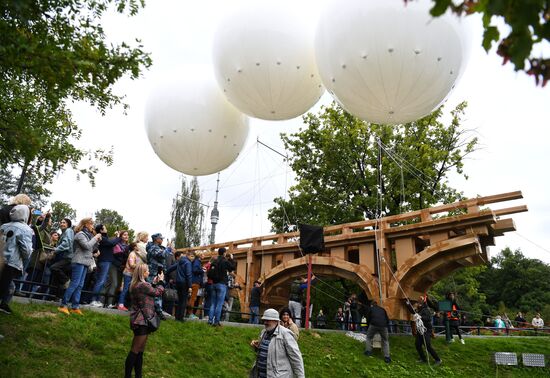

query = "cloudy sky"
[47,0,550,263]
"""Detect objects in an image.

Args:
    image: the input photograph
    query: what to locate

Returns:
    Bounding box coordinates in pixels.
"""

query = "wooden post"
[305,254,313,330]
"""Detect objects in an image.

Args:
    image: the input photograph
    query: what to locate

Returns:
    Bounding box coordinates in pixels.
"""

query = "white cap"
[261,308,280,321]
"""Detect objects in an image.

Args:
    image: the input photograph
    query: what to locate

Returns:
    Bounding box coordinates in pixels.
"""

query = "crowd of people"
[1,194,548,376]
[0,195,243,324]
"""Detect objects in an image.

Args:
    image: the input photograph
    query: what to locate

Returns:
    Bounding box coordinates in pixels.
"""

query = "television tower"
[209,172,220,244]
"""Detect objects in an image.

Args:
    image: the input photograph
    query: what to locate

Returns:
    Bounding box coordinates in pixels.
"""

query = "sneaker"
[188,314,198,319]
[117,304,128,311]
[90,301,103,308]
[0,303,12,315]
[107,304,117,309]
[162,311,173,319]
[58,306,70,315]
[384,357,392,364]
[434,360,442,366]
[460,339,465,345]
[158,312,167,321]
[70,308,83,316]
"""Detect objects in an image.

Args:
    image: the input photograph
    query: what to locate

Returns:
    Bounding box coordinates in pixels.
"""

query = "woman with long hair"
[118,242,147,311]
[58,217,102,315]
[125,263,164,378]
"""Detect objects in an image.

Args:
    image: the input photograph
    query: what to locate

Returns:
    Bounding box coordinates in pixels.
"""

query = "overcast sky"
[46,0,550,263]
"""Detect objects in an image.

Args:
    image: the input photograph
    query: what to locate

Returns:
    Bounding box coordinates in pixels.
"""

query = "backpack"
[207,257,222,282]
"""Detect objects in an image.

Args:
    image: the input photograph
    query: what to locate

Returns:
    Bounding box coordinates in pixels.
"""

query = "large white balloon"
[212,1,325,120]
[144,76,249,176]
[315,0,472,124]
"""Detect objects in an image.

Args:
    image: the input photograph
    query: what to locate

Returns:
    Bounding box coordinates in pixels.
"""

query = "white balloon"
[212,1,325,120]
[144,75,249,176]
[315,0,472,124]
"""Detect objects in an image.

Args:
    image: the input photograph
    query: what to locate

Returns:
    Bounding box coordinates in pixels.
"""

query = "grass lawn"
[1,302,549,377]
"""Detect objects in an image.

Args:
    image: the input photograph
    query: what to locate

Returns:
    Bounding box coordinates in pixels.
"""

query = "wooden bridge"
[181,191,527,320]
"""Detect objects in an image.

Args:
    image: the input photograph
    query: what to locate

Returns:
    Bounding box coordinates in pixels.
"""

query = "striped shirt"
[257,331,274,378]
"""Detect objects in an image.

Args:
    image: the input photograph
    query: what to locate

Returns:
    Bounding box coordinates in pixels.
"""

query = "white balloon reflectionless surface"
[315,0,472,124]
[144,77,250,176]
[212,1,325,120]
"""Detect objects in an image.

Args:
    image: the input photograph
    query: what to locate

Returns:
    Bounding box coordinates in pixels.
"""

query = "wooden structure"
[180,191,527,320]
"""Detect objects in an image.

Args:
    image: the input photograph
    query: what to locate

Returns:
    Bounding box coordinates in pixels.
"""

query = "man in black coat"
[364,301,391,363]
[408,296,442,365]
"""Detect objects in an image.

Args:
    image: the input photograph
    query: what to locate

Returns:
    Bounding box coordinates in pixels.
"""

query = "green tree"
[268,102,478,232]
[94,208,134,241]
[0,0,151,192]
[170,177,205,249]
[50,201,77,224]
[426,0,550,86]
[0,166,51,208]
[430,265,489,325]
[479,247,550,313]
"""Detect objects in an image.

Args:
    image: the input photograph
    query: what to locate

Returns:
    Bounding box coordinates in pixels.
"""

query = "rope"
[413,313,427,335]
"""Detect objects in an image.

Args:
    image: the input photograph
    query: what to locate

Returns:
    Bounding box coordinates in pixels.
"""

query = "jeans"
[365,325,390,358]
[92,261,111,303]
[289,300,302,327]
[105,264,121,306]
[249,306,260,324]
[203,283,212,318]
[175,283,189,321]
[208,283,227,325]
[62,264,87,309]
[118,273,132,306]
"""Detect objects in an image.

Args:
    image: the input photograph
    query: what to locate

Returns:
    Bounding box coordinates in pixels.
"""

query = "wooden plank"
[331,246,345,260]
[493,205,528,217]
[359,243,376,273]
[394,238,416,270]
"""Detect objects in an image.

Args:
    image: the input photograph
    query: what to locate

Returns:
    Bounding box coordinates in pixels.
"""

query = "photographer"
[58,217,102,315]
[146,233,166,319]
[207,247,235,326]
[166,251,192,321]
[126,263,165,378]
[50,218,74,299]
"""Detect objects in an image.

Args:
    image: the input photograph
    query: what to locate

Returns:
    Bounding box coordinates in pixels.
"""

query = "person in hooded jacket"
[407,296,442,365]
[0,205,33,314]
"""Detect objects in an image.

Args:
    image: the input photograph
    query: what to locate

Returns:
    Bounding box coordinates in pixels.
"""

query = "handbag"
[143,310,160,332]
[39,249,55,263]
[163,287,178,302]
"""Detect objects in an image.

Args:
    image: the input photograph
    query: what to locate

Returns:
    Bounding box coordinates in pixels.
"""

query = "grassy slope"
[1,302,549,378]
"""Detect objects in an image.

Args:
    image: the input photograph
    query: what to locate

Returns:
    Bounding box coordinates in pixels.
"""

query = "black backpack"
[207,257,223,282]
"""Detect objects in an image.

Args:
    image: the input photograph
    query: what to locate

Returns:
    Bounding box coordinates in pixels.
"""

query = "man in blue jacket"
[166,251,192,321]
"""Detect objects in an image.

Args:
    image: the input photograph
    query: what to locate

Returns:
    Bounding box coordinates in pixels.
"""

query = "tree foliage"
[0,0,150,192]
[479,247,550,312]
[94,208,134,241]
[268,102,478,232]
[425,0,550,86]
[0,166,51,208]
[170,177,205,249]
[51,201,77,224]
[430,248,550,323]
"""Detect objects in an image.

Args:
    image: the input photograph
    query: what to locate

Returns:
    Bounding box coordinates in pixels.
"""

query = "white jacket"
[254,325,305,378]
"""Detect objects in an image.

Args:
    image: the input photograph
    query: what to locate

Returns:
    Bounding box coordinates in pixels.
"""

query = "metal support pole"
[305,254,313,330]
